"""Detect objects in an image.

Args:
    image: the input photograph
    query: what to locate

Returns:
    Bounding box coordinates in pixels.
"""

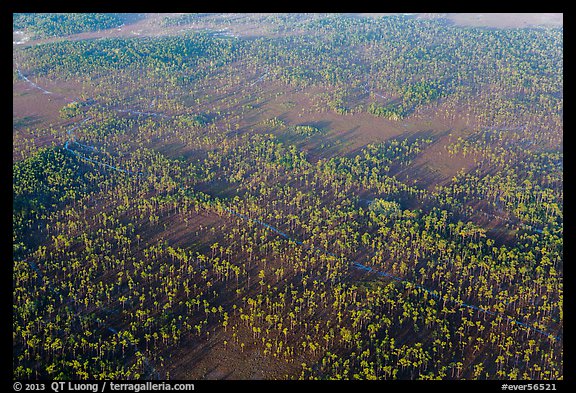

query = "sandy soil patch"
[444,13,563,28]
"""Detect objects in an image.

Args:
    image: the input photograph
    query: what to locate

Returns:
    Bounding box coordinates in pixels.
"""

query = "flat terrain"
[445,13,563,28]
[13,13,563,382]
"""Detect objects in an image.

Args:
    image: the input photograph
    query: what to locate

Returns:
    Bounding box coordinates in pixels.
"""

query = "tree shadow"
[13,115,42,129]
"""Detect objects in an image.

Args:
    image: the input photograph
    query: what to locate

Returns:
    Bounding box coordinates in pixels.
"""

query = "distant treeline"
[13,13,125,38]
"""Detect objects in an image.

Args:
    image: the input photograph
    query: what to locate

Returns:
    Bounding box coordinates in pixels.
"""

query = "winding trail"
[223,208,560,341]
[15,65,561,353]
[16,65,162,379]
[16,67,53,95]
[63,117,143,175]
[249,70,268,86]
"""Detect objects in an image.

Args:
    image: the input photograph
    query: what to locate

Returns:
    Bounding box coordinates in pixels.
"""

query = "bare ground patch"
[164,327,300,380]
[444,13,563,28]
